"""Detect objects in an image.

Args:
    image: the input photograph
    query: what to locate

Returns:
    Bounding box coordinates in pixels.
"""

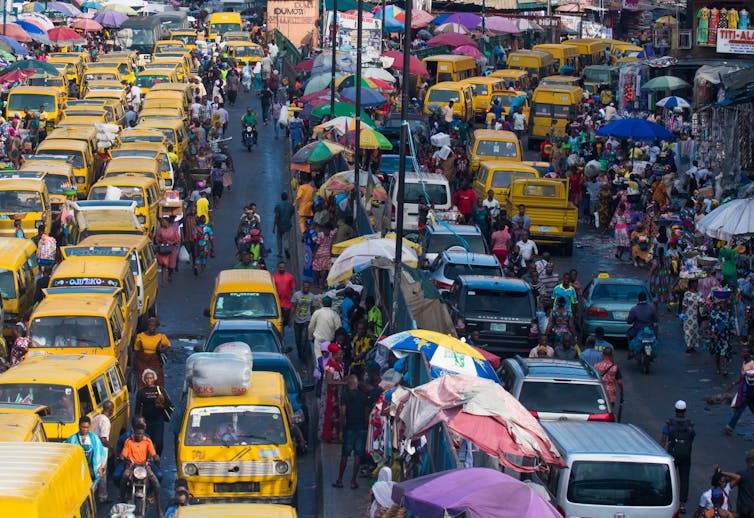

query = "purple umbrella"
[395,468,561,518]
[439,12,481,30]
[483,16,521,34]
[93,10,128,27]
[427,32,477,48]
[48,2,83,16]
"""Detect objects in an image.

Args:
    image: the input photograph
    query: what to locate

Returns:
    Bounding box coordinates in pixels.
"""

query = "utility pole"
[352,0,363,219]
[329,0,337,117]
[379,0,385,52]
[481,0,486,35]
[390,0,410,332]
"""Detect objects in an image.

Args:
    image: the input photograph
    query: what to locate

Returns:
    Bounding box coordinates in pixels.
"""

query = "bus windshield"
[8,93,55,112]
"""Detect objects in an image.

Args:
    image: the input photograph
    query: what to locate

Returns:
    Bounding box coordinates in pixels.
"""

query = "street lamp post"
[352,0,363,219]
[329,0,337,118]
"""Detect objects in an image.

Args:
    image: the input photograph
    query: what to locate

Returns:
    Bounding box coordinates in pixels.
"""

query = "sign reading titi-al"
[267,0,318,47]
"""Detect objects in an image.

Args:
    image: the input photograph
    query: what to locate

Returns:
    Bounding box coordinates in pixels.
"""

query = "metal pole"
[329,0,338,118]
[353,0,363,219]
[380,0,386,52]
[390,0,411,332]
[481,0,486,35]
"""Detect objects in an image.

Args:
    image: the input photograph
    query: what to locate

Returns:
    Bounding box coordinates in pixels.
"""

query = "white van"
[389,172,455,231]
[539,421,679,518]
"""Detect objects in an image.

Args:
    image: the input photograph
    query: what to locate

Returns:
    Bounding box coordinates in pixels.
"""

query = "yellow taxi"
[6,86,65,129]
[0,178,50,238]
[0,167,76,217]
[468,129,523,172]
[473,160,540,202]
[0,237,38,341]
[35,138,95,198]
[208,269,282,333]
[88,174,162,236]
[226,41,265,65]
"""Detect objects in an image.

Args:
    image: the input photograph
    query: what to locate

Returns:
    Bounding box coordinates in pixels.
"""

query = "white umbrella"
[656,95,691,109]
[696,198,754,241]
[106,0,147,8]
[435,22,469,34]
[362,67,396,83]
[327,238,418,286]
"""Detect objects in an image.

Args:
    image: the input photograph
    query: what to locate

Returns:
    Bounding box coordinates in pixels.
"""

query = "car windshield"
[0,383,75,423]
[184,405,287,446]
[0,190,43,212]
[584,69,611,83]
[89,186,145,207]
[44,174,73,194]
[475,140,518,158]
[403,183,448,205]
[463,288,531,317]
[30,315,110,348]
[427,89,460,103]
[7,93,55,112]
[206,330,280,353]
[568,461,672,506]
[518,380,605,414]
[428,234,486,255]
[491,170,536,188]
[234,46,263,57]
[214,292,279,320]
[0,269,16,298]
[37,149,84,169]
[492,95,518,108]
[210,22,242,33]
[444,263,501,281]
[591,283,647,302]
[136,75,168,88]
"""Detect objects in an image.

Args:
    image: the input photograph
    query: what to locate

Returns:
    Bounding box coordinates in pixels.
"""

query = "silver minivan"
[389,172,455,231]
[540,421,679,517]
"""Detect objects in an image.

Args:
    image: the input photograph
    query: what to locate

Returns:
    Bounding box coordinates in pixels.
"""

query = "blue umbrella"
[27,2,46,12]
[378,330,500,381]
[596,118,676,141]
[382,16,404,33]
[81,1,102,9]
[14,20,45,35]
[94,10,129,27]
[48,2,82,16]
[0,35,27,55]
[340,86,387,107]
[656,95,691,109]
[432,13,450,25]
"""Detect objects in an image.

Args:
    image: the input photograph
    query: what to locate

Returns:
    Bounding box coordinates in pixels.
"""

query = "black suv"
[443,275,538,357]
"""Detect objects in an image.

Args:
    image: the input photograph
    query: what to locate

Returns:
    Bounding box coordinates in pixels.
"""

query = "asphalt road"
[98,99,751,516]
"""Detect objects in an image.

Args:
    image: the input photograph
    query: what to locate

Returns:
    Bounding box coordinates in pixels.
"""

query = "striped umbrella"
[656,95,691,109]
[0,24,33,42]
[47,27,86,46]
[71,18,103,31]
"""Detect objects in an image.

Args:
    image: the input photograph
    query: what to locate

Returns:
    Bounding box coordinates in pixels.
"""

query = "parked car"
[444,275,537,356]
[428,250,503,292]
[420,223,489,268]
[580,275,651,341]
[499,356,614,421]
[379,113,428,150]
[376,154,416,184]
[203,319,290,354]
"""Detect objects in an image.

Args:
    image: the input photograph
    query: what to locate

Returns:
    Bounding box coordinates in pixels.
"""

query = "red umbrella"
[469,345,501,369]
[0,24,32,42]
[394,8,434,29]
[295,88,337,106]
[71,18,103,32]
[294,59,313,72]
[427,32,478,48]
[0,68,35,83]
[382,50,429,78]
[47,27,85,46]
[453,45,483,59]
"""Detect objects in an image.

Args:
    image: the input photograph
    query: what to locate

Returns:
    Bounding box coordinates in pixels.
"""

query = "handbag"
[155,386,174,422]
[157,244,172,255]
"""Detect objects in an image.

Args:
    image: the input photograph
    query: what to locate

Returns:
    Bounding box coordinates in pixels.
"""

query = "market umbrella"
[335,74,377,91]
[0,35,27,54]
[47,1,82,16]
[452,45,483,59]
[328,238,418,286]
[5,58,59,75]
[641,75,691,91]
[394,8,434,29]
[107,0,146,7]
[482,16,521,34]
[382,16,404,33]
[99,3,137,15]
[47,27,85,46]
[0,23,34,42]
[396,468,561,517]
[331,232,422,256]
[382,50,429,77]
[294,59,313,72]
[696,198,754,241]
[340,86,387,107]
[304,71,346,95]
[656,95,691,108]
[436,12,480,30]
[596,118,676,140]
[435,22,469,34]
[14,18,47,33]
[290,140,347,165]
[417,28,432,40]
[17,12,55,30]
[295,88,339,106]
[93,10,129,26]
[342,127,393,150]
[468,344,501,369]
[311,102,375,125]
[373,4,403,18]
[22,2,46,12]
[427,32,477,48]
[71,18,102,31]
[80,0,102,10]
[361,67,395,83]
[313,116,374,134]
[0,49,16,61]
[656,15,677,23]
[0,68,35,83]
[317,169,388,202]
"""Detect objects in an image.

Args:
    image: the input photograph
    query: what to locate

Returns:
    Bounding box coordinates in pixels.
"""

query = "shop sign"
[267,0,318,47]
[622,0,639,10]
[716,29,754,54]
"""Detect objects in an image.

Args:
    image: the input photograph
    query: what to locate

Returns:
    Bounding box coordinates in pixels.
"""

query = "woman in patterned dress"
[192,215,214,276]
[611,203,631,261]
[648,248,674,307]
[708,298,733,376]
[313,221,337,289]
[683,279,703,354]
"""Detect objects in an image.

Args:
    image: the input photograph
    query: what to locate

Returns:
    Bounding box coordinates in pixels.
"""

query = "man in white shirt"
[512,107,526,136]
[190,96,203,121]
[482,189,500,218]
[308,296,341,361]
[695,165,710,187]
[443,101,455,124]
[516,231,538,262]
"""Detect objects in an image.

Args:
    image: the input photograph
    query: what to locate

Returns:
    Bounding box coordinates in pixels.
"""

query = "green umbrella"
[641,75,691,92]
[5,59,59,76]
[311,102,375,126]
[304,72,346,95]
[291,140,348,164]
[0,50,16,62]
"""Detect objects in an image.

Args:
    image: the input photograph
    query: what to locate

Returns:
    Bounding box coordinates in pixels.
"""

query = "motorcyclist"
[241,108,257,144]
[629,325,657,357]
[627,292,658,356]
[120,424,162,515]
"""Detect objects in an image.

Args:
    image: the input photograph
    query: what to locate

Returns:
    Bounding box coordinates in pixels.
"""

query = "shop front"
[691,0,754,55]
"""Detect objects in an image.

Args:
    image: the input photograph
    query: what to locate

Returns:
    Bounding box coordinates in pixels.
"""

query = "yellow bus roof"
[47,126,96,141]
[78,234,150,249]
[37,139,88,153]
[0,353,116,381]
[175,503,297,517]
[0,413,43,441]
[215,268,275,286]
[106,157,159,173]
[422,54,475,63]
[478,160,539,173]
[473,129,518,140]
[51,256,129,279]
[0,237,36,259]
[93,174,158,188]
[7,86,60,95]
[187,371,287,408]
[139,118,184,130]
[32,293,117,317]
[0,178,46,191]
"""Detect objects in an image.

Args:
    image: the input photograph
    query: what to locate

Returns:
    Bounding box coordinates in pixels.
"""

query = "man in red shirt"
[273,261,296,328]
[452,181,477,224]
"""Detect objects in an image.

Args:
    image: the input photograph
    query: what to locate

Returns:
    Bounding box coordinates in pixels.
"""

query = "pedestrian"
[313,222,337,289]
[65,416,107,484]
[660,400,695,514]
[192,215,214,276]
[552,273,578,312]
[594,348,623,408]
[302,218,317,282]
[717,451,754,518]
[511,204,531,231]
[308,296,342,363]
[554,333,578,360]
[133,317,171,388]
[241,62,252,92]
[545,297,575,343]
[723,347,754,436]
[529,334,555,358]
[333,375,369,490]
[289,111,304,150]
[321,343,345,443]
[452,181,476,224]
[683,279,703,353]
[695,470,732,515]
[259,87,272,124]
[135,369,173,456]
[490,221,511,266]
[611,203,631,260]
[350,320,374,379]
[9,322,29,366]
[709,298,734,376]
[156,216,180,284]
[593,327,614,353]
[271,98,282,138]
[273,261,296,328]
[366,295,383,338]
[580,336,602,366]
[648,248,674,307]
[515,230,538,263]
[291,281,315,364]
[91,400,114,504]
[293,176,315,234]
[225,67,239,105]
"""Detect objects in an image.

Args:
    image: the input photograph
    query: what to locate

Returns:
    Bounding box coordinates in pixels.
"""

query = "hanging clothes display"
[727,8,739,29]
[698,7,711,44]
[719,8,728,28]
[739,9,750,29]
[709,7,719,44]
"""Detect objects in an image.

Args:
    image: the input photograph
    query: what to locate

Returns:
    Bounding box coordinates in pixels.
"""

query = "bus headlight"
[275,461,290,475]
[183,463,198,476]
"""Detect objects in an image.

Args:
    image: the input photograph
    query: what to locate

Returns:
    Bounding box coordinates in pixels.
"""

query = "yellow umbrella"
[656,15,676,23]
[313,116,373,135]
[402,330,488,360]
[101,3,137,14]
[346,127,393,150]
[331,232,422,256]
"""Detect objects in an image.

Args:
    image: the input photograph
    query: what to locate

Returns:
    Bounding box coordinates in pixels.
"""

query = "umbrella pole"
[329,0,338,118]
[391,0,411,332]
[353,0,363,220]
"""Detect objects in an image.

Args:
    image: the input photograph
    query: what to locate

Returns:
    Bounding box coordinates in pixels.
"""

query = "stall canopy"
[696,198,754,241]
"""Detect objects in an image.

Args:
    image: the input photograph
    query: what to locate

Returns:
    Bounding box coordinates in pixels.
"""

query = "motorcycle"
[242,124,257,151]
[630,327,657,374]
[124,462,151,516]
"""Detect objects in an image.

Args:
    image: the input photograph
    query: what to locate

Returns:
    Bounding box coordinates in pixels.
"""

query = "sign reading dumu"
[267,0,318,47]
[716,29,754,55]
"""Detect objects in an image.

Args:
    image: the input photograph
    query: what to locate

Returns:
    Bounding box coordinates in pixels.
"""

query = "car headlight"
[183,463,198,476]
[275,461,290,475]
[137,215,146,224]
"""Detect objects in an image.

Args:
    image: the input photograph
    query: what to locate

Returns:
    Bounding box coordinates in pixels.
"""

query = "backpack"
[666,417,694,459]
